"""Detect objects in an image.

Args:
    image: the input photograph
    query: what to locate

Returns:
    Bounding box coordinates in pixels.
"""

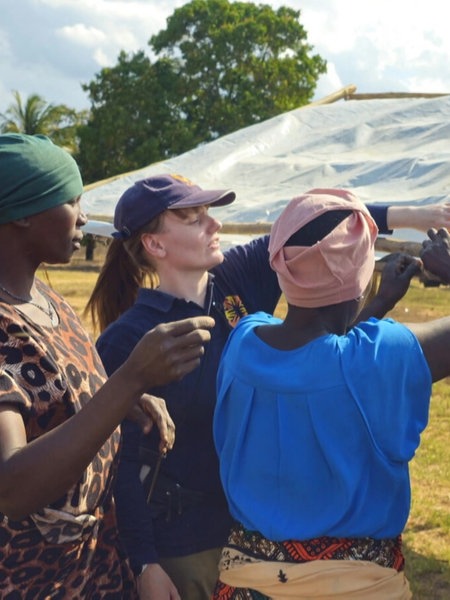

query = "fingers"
[158,316,215,339]
[419,228,450,283]
[159,419,175,454]
[164,354,204,382]
[153,317,215,362]
[156,333,209,375]
[382,252,420,277]
[398,253,422,270]
[422,228,450,255]
[426,227,438,241]
[376,253,421,307]
[138,394,175,451]
[151,318,214,370]
[426,227,450,242]
[159,328,212,355]
[400,256,423,280]
[130,316,216,388]
[436,227,450,244]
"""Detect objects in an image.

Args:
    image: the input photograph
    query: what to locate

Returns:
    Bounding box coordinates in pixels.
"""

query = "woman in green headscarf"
[0,133,214,598]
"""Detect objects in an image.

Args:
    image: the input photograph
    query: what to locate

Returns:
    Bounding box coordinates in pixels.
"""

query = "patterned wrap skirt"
[212,522,411,600]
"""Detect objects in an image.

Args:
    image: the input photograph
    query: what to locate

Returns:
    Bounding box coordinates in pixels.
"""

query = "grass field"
[39,250,450,599]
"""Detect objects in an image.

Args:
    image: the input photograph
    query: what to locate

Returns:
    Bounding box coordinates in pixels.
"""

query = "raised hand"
[125,316,215,390]
[420,228,450,284]
[356,253,422,322]
[376,252,423,307]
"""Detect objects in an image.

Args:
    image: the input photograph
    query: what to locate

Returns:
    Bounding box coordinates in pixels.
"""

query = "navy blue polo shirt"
[96,235,280,569]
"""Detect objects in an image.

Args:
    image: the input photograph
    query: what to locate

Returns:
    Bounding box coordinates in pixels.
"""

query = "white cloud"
[0,29,12,59]
[58,24,107,47]
[1,0,450,114]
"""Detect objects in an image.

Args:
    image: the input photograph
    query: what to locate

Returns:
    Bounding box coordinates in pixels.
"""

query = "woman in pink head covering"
[212,188,450,600]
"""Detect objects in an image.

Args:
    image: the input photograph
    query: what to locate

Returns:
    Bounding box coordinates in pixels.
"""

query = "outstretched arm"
[0,316,214,519]
[408,317,450,383]
[387,203,450,233]
[406,228,450,382]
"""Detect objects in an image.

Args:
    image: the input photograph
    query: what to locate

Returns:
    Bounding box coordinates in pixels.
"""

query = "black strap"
[285,209,353,247]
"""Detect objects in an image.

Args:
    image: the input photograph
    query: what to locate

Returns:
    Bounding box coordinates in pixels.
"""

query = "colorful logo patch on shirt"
[223,295,248,328]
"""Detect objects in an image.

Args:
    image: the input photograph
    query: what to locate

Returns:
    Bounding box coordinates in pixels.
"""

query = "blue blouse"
[214,313,431,540]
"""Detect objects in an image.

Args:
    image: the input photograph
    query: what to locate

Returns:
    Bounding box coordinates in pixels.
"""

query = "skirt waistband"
[221,521,405,572]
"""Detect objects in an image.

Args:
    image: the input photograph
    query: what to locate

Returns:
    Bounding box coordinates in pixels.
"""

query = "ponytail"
[85,215,163,334]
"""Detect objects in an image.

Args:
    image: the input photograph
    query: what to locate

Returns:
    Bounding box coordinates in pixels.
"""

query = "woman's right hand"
[125,316,215,391]
[137,563,181,600]
[376,252,423,308]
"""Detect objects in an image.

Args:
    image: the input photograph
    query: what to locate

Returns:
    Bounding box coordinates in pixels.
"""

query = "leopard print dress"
[0,280,137,599]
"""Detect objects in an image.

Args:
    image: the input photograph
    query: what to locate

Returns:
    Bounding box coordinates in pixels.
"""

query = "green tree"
[77,51,196,183]
[77,0,326,181]
[150,0,327,141]
[0,91,87,154]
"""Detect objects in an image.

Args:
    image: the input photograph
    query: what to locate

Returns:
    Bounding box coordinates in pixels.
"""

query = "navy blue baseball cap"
[113,174,236,239]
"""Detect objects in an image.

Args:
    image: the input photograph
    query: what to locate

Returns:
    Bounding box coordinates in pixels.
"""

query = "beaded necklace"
[0,282,58,325]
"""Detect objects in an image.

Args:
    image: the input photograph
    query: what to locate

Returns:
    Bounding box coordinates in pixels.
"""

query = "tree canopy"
[77,0,327,182]
[0,91,87,154]
[151,0,326,141]
[77,51,194,183]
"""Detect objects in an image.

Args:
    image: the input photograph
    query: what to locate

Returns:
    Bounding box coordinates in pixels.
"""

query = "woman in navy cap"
[0,136,214,599]
[86,173,445,600]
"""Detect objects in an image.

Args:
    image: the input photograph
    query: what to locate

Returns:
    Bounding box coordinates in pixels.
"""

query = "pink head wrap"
[268,188,378,308]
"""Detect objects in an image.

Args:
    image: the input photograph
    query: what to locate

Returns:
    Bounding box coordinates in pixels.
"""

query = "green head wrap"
[0,133,83,225]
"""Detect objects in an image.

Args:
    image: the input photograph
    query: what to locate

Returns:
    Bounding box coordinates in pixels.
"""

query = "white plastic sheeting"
[82,95,450,242]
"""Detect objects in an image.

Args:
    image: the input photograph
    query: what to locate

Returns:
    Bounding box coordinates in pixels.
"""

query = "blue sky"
[1,0,449,114]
